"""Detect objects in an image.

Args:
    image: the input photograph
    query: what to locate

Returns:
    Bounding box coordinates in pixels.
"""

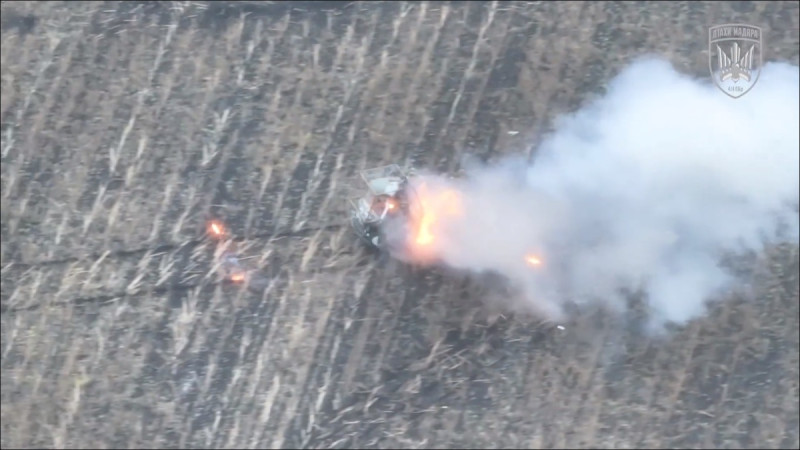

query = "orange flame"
[230,272,246,283]
[525,254,543,267]
[401,178,545,269]
[207,220,228,240]
[405,180,463,262]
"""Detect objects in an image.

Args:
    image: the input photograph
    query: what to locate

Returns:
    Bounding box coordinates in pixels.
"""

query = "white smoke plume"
[394,57,799,330]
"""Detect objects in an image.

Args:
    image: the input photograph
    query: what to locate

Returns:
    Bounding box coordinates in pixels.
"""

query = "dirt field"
[1,1,798,448]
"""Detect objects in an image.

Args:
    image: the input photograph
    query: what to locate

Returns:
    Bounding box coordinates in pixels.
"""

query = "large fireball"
[402,180,464,263]
[402,177,543,269]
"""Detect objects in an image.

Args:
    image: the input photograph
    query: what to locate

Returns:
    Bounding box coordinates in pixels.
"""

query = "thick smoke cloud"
[396,57,799,330]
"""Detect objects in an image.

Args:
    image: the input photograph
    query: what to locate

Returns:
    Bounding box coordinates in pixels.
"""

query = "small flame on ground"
[230,272,246,283]
[525,254,542,267]
[207,220,228,239]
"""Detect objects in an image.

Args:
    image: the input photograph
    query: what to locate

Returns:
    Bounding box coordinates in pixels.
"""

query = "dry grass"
[1,1,799,448]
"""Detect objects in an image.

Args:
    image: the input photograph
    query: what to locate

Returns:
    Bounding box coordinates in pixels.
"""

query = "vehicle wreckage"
[205,163,565,330]
[348,164,419,254]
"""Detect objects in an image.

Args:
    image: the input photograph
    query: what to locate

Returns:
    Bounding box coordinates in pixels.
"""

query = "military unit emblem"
[709,24,763,99]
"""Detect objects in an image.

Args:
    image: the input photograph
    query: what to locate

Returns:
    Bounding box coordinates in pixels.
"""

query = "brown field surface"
[1,1,798,448]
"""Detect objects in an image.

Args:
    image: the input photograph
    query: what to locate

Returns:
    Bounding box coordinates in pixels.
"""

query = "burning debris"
[349,164,546,272]
[350,58,799,332]
[524,255,542,267]
[207,220,228,240]
[205,219,264,289]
